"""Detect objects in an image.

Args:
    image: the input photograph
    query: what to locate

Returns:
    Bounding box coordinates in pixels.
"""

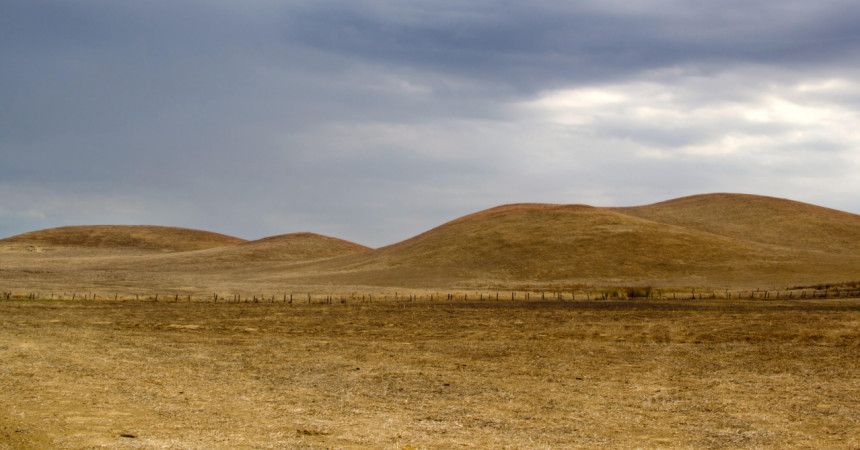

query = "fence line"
[3,288,860,303]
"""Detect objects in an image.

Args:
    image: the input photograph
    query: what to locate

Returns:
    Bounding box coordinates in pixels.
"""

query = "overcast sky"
[3,0,860,247]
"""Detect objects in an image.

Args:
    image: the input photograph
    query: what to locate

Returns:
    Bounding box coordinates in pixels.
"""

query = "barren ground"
[1,298,859,448]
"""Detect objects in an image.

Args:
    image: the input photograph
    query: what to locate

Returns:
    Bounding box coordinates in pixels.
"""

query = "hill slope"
[0,225,245,252]
[4,194,860,292]
[611,193,860,254]
[183,232,371,263]
[290,202,848,288]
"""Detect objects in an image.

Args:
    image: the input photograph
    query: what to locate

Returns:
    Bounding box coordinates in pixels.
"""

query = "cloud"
[519,69,860,163]
[282,0,860,89]
[2,0,860,246]
[511,67,860,208]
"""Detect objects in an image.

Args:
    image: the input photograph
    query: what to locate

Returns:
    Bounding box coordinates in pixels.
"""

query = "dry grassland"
[5,194,860,294]
[2,298,859,448]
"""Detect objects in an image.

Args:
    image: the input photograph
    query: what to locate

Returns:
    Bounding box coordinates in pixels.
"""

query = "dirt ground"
[1,298,859,449]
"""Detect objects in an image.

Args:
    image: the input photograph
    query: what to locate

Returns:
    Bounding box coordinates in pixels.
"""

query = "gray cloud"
[282,0,860,88]
[2,0,860,246]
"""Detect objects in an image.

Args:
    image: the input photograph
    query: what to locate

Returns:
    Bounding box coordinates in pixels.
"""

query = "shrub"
[625,286,652,299]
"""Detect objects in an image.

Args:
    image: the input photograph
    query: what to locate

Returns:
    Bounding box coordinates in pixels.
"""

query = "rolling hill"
[0,225,245,252]
[611,193,860,254]
[3,193,860,293]
[165,232,371,263]
[291,200,857,288]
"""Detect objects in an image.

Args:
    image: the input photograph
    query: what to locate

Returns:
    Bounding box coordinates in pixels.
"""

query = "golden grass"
[2,194,860,294]
[0,225,245,252]
[4,194,860,448]
[2,298,859,448]
[196,232,370,262]
[294,200,860,289]
[612,193,860,254]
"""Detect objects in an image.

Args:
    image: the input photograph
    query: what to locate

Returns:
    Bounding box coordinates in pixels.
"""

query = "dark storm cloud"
[282,0,860,90]
[2,0,860,246]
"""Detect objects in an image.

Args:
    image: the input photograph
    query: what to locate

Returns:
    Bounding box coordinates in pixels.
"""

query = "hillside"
[181,232,371,262]
[3,194,860,293]
[288,201,852,288]
[229,232,370,261]
[611,193,860,254]
[0,225,245,252]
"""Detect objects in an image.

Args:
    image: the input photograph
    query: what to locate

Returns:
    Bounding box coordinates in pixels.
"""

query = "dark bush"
[625,286,652,298]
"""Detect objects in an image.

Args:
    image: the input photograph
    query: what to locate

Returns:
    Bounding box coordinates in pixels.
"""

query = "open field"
[3,193,859,447]
[2,297,859,448]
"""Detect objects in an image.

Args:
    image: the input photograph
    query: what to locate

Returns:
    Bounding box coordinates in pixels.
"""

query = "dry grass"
[2,297,859,448]
[0,225,245,252]
[300,201,838,288]
[3,194,859,448]
[3,193,860,294]
[612,193,860,254]
[193,232,370,262]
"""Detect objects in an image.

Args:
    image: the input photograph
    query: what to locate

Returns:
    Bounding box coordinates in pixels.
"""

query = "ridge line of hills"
[2,193,860,290]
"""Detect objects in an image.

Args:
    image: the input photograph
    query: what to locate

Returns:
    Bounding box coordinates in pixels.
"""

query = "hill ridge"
[196,231,371,262]
[0,225,245,252]
[611,193,860,254]
[3,193,860,290]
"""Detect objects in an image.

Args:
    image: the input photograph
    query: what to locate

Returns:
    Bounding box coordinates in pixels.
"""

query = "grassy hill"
[0,225,245,252]
[3,194,860,293]
[196,232,370,262]
[291,201,856,289]
[611,193,860,254]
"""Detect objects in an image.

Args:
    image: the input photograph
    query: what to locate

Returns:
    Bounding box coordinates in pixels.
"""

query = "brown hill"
[0,229,368,295]
[610,193,860,254]
[0,225,245,252]
[290,202,851,288]
[188,232,371,262]
[4,194,860,293]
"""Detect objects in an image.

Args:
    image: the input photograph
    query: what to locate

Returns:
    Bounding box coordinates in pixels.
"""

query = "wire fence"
[3,287,860,303]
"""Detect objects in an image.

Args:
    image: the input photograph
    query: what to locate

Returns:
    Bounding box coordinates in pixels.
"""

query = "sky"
[2,0,860,247]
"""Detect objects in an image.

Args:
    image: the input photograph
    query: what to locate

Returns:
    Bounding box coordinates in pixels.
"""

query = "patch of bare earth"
[1,298,859,448]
